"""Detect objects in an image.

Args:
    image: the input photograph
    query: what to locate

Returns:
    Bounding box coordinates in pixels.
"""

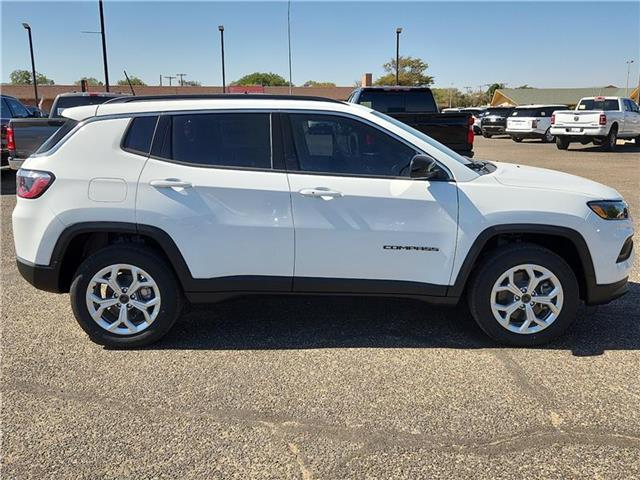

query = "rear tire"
[603,126,617,151]
[542,129,554,143]
[483,132,493,138]
[70,245,183,348]
[555,136,570,150]
[467,244,579,346]
[512,137,523,143]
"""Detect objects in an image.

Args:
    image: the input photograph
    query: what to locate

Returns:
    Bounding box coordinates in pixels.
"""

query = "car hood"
[492,162,621,199]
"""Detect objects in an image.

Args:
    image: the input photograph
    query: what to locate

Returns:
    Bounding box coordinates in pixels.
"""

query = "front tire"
[70,245,183,347]
[556,136,569,150]
[483,132,493,138]
[512,136,523,143]
[467,244,579,346]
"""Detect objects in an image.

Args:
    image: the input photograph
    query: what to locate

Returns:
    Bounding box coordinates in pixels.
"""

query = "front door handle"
[150,179,193,189]
[299,188,343,198]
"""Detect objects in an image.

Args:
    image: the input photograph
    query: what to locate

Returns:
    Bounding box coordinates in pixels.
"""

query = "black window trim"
[280,110,453,182]
[120,114,160,157]
[148,110,280,172]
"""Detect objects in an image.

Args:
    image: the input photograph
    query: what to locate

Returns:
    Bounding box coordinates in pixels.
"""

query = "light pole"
[22,23,38,105]
[163,75,176,87]
[626,59,635,97]
[287,0,293,95]
[218,25,226,93]
[98,0,110,91]
[395,27,402,86]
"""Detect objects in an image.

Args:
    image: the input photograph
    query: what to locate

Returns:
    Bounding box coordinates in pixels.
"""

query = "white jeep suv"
[13,95,634,347]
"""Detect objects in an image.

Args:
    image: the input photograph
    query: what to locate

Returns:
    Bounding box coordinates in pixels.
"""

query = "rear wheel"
[468,244,579,346]
[512,136,523,143]
[70,245,183,347]
[542,129,554,143]
[556,136,569,150]
[483,132,493,138]
[603,126,617,151]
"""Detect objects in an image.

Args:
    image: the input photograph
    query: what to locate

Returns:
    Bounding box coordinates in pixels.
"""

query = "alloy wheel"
[490,264,563,334]
[85,263,161,335]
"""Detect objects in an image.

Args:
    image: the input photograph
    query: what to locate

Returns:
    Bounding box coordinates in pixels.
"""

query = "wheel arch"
[51,222,194,293]
[448,224,596,302]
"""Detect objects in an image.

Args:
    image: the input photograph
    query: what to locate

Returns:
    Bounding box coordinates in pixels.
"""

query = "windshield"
[485,108,512,116]
[577,99,619,111]
[371,110,471,165]
[357,90,438,114]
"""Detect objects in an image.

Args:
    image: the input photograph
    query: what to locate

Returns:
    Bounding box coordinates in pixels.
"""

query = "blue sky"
[1,1,639,89]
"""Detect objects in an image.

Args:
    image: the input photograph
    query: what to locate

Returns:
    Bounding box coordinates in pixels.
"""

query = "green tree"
[117,76,146,86]
[74,77,103,86]
[486,83,505,99]
[10,69,54,85]
[303,80,336,87]
[374,56,434,86]
[232,72,289,86]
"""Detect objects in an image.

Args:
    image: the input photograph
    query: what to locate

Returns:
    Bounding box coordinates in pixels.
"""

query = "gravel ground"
[1,136,639,479]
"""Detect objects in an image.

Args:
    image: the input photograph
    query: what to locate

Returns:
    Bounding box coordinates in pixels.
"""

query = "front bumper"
[586,277,629,306]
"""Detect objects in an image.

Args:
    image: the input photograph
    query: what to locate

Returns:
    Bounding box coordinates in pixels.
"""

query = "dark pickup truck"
[2,94,39,168]
[347,87,474,157]
[8,92,124,169]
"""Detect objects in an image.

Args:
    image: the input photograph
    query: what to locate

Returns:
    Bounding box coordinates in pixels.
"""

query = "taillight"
[599,114,607,125]
[531,120,538,129]
[6,126,15,151]
[551,114,555,125]
[16,169,55,199]
[467,124,474,145]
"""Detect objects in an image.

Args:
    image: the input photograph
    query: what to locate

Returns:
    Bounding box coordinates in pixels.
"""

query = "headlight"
[588,200,629,220]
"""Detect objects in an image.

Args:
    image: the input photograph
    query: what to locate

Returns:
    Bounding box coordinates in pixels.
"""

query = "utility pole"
[163,75,176,87]
[218,25,226,93]
[287,1,293,94]
[625,59,635,97]
[395,27,402,86]
[159,74,162,86]
[98,0,110,91]
[21,23,38,105]
[176,73,187,86]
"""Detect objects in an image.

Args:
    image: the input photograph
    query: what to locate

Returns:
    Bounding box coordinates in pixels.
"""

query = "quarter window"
[123,116,158,155]
[288,114,416,177]
[159,113,272,168]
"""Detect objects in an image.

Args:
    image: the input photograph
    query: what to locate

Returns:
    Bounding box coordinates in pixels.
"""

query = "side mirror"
[409,154,439,179]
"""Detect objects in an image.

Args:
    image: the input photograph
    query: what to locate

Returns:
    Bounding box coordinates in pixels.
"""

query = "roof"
[61,97,366,121]
[492,87,639,106]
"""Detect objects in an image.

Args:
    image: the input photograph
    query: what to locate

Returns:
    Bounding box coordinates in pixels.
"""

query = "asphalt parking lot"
[1,136,639,479]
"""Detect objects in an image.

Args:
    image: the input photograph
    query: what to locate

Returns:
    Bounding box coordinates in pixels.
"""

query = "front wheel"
[467,244,579,346]
[556,136,569,150]
[70,245,183,347]
[512,136,523,143]
[483,132,493,138]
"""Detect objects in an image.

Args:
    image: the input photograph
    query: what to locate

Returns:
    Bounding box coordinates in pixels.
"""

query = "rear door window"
[157,113,272,169]
[122,116,158,155]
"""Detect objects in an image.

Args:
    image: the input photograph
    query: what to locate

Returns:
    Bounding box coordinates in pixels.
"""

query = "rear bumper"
[551,126,608,137]
[482,125,506,133]
[16,257,62,293]
[585,277,629,306]
[506,130,545,139]
[8,157,24,170]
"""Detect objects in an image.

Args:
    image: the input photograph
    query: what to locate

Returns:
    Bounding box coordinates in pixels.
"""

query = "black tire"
[512,137,523,143]
[70,245,183,348]
[542,129,554,143]
[467,244,579,346]
[603,125,617,151]
[483,132,493,138]
[555,136,569,150]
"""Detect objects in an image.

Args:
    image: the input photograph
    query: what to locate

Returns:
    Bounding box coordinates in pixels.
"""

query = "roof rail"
[103,94,345,105]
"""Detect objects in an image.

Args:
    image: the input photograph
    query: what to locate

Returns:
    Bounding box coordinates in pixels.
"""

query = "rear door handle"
[299,188,343,198]
[150,179,193,189]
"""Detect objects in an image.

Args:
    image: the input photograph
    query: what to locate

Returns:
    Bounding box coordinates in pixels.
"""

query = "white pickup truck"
[550,96,640,151]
